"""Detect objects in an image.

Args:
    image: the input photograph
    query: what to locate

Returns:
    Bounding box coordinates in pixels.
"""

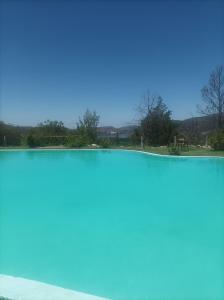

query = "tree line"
[25,110,100,148]
[0,65,224,150]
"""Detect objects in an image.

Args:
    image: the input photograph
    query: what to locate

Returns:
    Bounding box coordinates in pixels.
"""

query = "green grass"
[1,145,224,156]
[124,145,224,157]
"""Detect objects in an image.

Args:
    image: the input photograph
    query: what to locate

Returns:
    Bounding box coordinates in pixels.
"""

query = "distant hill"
[0,121,33,133]
[98,115,222,139]
[97,115,223,142]
[177,114,221,135]
[97,125,137,138]
[0,121,33,146]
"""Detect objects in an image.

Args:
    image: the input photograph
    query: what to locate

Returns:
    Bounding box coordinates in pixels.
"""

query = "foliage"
[130,128,141,145]
[25,120,69,147]
[26,134,37,147]
[210,130,224,150]
[128,145,224,156]
[138,92,175,146]
[99,138,110,148]
[76,110,100,144]
[168,145,181,155]
[20,113,101,148]
[198,65,224,129]
[66,133,88,147]
[36,120,67,136]
[115,132,120,145]
[0,121,23,146]
[177,118,203,145]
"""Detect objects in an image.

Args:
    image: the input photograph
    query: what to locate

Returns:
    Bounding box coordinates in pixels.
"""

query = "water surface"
[0,150,224,299]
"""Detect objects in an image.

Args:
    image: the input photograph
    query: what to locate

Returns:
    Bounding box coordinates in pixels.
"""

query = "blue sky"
[0,0,224,128]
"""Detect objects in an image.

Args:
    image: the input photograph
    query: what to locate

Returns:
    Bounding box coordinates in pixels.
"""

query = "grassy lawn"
[124,145,224,157]
[1,145,224,157]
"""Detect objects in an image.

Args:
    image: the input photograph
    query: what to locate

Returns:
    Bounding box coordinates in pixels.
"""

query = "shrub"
[168,145,181,155]
[26,134,37,147]
[210,130,224,150]
[130,128,141,145]
[99,138,110,148]
[66,134,89,148]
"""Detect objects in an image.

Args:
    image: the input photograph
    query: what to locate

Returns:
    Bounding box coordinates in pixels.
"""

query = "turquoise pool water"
[0,150,224,299]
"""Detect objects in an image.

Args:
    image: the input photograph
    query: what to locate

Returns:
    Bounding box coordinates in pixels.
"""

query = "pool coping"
[0,275,108,300]
[0,148,224,159]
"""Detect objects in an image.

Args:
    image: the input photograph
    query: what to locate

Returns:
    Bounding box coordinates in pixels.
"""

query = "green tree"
[26,134,36,147]
[37,120,67,136]
[131,128,141,145]
[25,120,68,147]
[210,130,224,150]
[0,121,22,146]
[138,92,175,145]
[76,110,100,144]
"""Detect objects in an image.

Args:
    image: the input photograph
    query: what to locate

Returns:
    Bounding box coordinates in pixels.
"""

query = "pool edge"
[0,274,108,300]
[0,148,224,159]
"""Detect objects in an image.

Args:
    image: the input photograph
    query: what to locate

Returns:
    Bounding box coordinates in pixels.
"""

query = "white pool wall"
[0,275,108,300]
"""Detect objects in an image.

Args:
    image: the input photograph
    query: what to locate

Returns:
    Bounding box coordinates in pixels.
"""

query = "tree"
[198,65,224,129]
[179,116,201,145]
[210,130,224,150]
[138,91,175,146]
[37,120,67,136]
[24,120,68,147]
[26,134,36,147]
[131,128,141,145]
[76,110,100,144]
[0,121,22,146]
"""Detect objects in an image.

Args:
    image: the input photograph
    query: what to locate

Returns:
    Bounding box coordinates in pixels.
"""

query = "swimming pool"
[0,150,224,299]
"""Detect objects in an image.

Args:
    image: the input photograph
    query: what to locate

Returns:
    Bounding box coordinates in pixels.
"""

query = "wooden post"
[174,136,177,147]
[141,136,144,149]
[205,135,208,147]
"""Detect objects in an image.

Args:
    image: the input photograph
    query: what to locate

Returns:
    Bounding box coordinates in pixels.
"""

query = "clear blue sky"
[0,0,224,128]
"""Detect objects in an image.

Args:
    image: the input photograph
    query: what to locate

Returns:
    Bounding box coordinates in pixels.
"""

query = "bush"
[26,134,37,147]
[168,145,181,155]
[210,130,224,150]
[66,134,89,148]
[26,134,68,147]
[130,128,141,145]
[99,138,110,148]
[0,121,22,146]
